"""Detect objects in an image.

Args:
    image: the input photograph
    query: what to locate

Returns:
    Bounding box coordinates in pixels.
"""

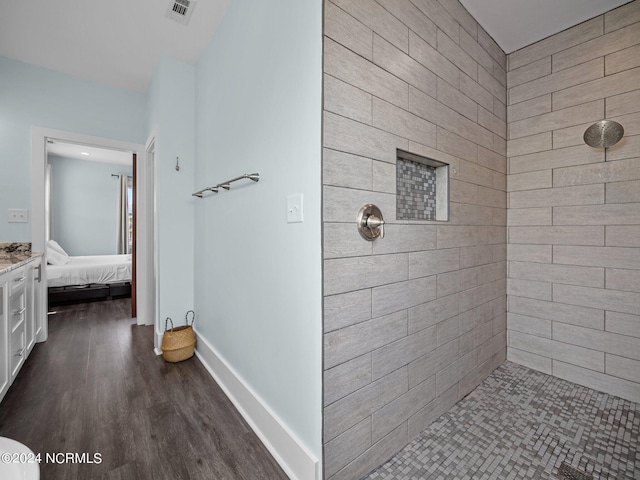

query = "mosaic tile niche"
[396,150,449,221]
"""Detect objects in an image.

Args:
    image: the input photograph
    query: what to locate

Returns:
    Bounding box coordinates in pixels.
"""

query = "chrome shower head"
[583,120,624,148]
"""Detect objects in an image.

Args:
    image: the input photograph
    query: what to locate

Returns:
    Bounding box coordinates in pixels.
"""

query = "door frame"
[31,127,154,338]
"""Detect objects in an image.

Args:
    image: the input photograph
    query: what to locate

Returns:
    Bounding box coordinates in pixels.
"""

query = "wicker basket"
[161,312,196,363]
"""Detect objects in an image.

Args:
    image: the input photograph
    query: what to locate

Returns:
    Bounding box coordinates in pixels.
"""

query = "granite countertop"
[0,252,43,276]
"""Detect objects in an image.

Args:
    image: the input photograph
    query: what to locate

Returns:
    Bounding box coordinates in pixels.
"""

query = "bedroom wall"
[0,56,146,242]
[322,1,507,478]
[193,0,323,469]
[48,155,132,256]
[506,0,640,402]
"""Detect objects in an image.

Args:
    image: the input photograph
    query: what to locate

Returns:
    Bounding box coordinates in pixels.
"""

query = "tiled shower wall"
[322,0,507,478]
[506,0,640,402]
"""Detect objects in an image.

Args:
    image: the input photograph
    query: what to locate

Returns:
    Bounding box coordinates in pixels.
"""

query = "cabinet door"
[0,279,8,403]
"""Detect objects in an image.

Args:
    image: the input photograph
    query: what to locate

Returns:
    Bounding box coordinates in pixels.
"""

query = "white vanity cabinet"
[0,255,43,403]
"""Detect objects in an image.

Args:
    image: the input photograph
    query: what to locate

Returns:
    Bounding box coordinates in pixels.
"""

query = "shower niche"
[396,149,449,222]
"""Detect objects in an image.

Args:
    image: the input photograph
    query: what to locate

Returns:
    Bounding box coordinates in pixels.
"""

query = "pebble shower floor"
[363,362,639,480]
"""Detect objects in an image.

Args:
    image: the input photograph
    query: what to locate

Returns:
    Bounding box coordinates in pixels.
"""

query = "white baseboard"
[193,330,320,480]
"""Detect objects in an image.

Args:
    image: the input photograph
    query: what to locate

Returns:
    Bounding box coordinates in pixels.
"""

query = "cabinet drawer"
[9,290,26,332]
[9,269,27,296]
[10,321,26,380]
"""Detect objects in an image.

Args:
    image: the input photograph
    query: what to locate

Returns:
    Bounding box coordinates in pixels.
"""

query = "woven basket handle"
[165,317,174,332]
[185,310,195,326]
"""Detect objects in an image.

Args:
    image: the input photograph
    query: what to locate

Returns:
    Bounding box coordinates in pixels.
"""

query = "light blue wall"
[194,0,323,458]
[48,155,132,256]
[0,56,146,242]
[145,56,196,329]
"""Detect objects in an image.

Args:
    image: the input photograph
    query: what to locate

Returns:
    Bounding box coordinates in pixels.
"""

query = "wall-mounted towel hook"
[175,156,180,171]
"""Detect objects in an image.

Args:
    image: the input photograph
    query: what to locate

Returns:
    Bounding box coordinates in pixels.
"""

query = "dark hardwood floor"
[0,299,288,480]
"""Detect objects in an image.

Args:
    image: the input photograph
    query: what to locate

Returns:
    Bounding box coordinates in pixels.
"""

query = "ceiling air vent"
[166,0,196,25]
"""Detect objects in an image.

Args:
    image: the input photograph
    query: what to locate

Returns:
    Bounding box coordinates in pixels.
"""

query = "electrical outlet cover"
[287,194,303,223]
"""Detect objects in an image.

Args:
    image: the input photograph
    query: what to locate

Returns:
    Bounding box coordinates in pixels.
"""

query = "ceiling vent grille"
[166,0,195,25]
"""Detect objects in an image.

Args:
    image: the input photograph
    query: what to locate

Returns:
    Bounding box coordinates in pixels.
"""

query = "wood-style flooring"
[0,299,287,480]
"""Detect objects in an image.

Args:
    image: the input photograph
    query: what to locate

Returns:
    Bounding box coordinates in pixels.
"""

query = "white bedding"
[47,254,132,287]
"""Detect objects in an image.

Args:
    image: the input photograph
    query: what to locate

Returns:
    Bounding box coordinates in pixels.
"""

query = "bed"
[46,244,132,305]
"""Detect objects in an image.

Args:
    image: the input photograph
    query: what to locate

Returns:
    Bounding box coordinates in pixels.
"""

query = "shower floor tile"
[363,362,639,480]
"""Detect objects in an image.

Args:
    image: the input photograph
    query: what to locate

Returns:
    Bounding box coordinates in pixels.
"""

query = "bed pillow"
[47,239,69,257]
[47,246,71,265]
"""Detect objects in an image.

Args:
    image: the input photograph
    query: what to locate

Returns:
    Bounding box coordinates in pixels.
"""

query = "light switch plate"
[287,194,303,223]
[8,209,28,223]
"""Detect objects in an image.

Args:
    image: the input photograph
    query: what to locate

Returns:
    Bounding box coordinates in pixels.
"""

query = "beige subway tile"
[324,417,371,478]
[552,122,595,149]
[372,160,396,194]
[323,148,373,190]
[607,180,640,204]
[325,38,409,110]
[507,207,552,226]
[437,29,477,80]
[323,184,396,223]
[408,293,461,334]
[510,58,603,106]
[606,311,640,338]
[478,25,506,70]
[606,89,640,117]
[460,245,494,268]
[510,260,604,288]
[554,322,640,361]
[554,158,640,187]
[494,97,507,122]
[373,97,437,147]
[606,225,640,247]
[552,361,640,404]
[476,185,506,208]
[554,203,640,225]
[372,325,438,381]
[407,338,459,387]
[325,223,373,259]
[507,132,551,158]
[508,312,552,338]
[607,134,640,162]
[492,134,507,156]
[509,184,604,208]
[508,226,605,246]
[611,111,640,136]
[407,384,457,439]
[507,278,551,301]
[436,225,506,248]
[460,72,494,111]
[507,244,552,263]
[605,0,640,33]
[493,62,507,88]
[456,158,495,188]
[507,57,551,88]
[508,16,603,71]
[510,144,604,174]
[606,354,640,384]
[554,245,640,269]
[324,367,407,441]
[409,248,460,279]
[409,31,459,88]
[325,0,373,60]
[553,21,640,72]
[507,170,552,192]
[508,295,605,330]
[409,87,494,149]
[437,78,477,122]
[510,330,604,372]
[493,171,507,192]
[553,66,640,111]
[478,146,506,174]
[373,224,438,255]
[607,268,640,293]
[507,95,552,123]
[449,179,477,204]
[436,267,477,297]
[332,0,409,53]
[411,0,460,44]
[553,284,640,316]
[323,111,408,164]
[450,203,494,226]
[324,252,408,296]
[478,106,506,139]
[372,275,437,317]
[607,43,640,75]
[324,354,372,406]
[373,34,438,99]
[376,0,437,48]
[324,310,407,369]
[478,65,506,104]
[458,27,494,73]
[324,289,372,333]
[507,347,552,374]
[324,74,373,125]
[437,126,477,163]
[439,0,478,40]
[509,100,603,140]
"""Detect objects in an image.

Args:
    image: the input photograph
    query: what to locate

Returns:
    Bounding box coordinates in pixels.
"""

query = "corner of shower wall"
[321,0,508,478]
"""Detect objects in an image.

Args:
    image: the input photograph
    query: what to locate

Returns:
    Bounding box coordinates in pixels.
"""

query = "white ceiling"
[47,141,132,166]
[461,0,632,53]
[0,0,231,93]
[0,0,631,92]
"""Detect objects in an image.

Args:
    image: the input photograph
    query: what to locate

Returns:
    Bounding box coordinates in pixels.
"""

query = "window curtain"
[116,174,129,254]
